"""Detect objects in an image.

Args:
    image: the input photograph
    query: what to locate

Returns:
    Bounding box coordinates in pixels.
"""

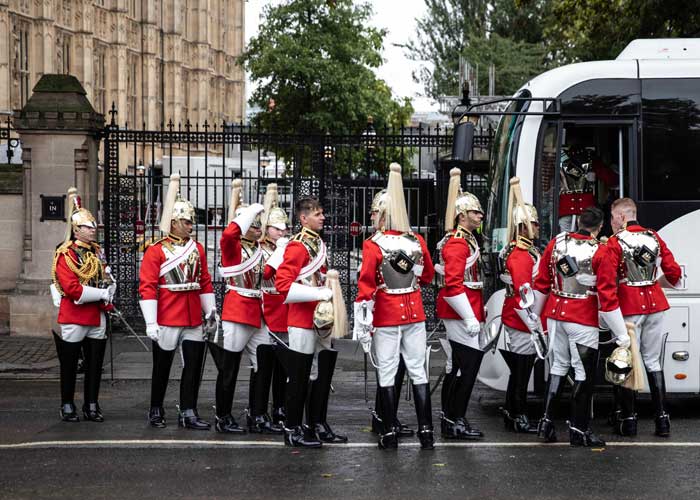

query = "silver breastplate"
[617,230,659,286]
[373,231,423,294]
[561,162,593,193]
[551,233,598,299]
[436,230,483,290]
[162,241,202,291]
[296,235,326,287]
[227,240,263,292]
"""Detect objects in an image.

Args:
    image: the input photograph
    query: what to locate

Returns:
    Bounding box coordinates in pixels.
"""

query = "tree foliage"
[240,0,413,135]
[405,0,548,98]
[545,0,700,64]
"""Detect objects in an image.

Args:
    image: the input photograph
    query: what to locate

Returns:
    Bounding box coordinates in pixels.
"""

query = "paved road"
[2,374,700,499]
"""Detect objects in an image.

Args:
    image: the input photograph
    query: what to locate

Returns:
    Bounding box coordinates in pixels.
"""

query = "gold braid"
[51,245,102,296]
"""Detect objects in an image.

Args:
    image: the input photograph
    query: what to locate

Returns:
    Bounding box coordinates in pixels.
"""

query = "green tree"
[545,0,700,64]
[404,0,489,99]
[405,0,548,98]
[240,0,412,136]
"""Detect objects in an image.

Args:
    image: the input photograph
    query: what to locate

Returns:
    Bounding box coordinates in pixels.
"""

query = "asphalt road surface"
[2,376,700,499]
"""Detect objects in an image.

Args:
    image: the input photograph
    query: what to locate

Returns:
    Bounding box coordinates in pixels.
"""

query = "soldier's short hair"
[578,206,604,231]
[295,197,323,218]
[611,197,637,217]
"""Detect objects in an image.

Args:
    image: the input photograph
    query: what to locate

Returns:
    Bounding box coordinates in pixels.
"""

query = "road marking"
[2,439,700,449]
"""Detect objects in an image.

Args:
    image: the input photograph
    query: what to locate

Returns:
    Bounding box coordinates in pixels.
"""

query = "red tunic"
[262,264,288,333]
[138,237,214,327]
[220,221,263,328]
[501,245,538,332]
[558,159,617,216]
[534,232,619,327]
[436,231,485,322]
[55,243,110,327]
[355,230,435,328]
[606,224,681,316]
[275,239,327,330]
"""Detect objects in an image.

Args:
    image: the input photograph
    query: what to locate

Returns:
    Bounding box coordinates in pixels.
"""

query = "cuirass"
[227,239,263,290]
[561,161,593,193]
[436,229,483,290]
[551,234,598,299]
[373,231,423,294]
[296,233,326,287]
[499,242,539,297]
[617,230,659,286]
[162,240,202,291]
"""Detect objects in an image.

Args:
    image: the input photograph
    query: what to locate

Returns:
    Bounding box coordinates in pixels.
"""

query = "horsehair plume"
[444,167,462,232]
[159,173,181,233]
[384,163,410,232]
[227,178,244,224]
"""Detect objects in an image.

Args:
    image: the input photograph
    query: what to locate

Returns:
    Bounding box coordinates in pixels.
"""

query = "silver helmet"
[605,347,634,385]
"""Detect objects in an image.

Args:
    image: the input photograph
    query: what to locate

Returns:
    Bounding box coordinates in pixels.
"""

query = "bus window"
[534,122,558,243]
[484,91,531,254]
[642,78,700,201]
[558,124,628,236]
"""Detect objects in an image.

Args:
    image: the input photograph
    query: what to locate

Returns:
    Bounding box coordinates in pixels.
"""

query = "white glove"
[75,285,111,304]
[412,263,424,277]
[106,283,117,303]
[265,237,289,270]
[515,308,544,335]
[49,283,62,308]
[443,293,480,335]
[233,203,265,234]
[464,317,481,336]
[284,282,332,303]
[146,323,160,342]
[600,308,631,349]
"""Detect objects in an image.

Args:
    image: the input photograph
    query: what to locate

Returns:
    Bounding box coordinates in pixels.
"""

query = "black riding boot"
[500,350,518,429]
[445,341,484,439]
[148,340,176,428]
[512,353,537,433]
[82,337,107,422]
[372,356,413,437]
[412,383,434,449]
[53,332,82,422]
[209,342,245,434]
[178,340,210,430]
[248,344,283,434]
[538,374,564,442]
[615,386,638,437]
[307,350,347,443]
[440,370,456,436]
[271,347,287,426]
[647,371,670,437]
[377,386,398,449]
[569,345,605,447]
[278,349,320,448]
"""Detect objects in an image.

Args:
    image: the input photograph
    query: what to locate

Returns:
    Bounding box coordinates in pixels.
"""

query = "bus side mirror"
[452,120,474,163]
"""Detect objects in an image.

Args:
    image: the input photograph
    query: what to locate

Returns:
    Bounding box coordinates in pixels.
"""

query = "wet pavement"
[1,335,700,499]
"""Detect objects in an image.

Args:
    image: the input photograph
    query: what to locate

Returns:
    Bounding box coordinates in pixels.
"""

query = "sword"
[109,307,150,352]
[199,313,219,386]
[362,302,369,404]
[518,283,548,360]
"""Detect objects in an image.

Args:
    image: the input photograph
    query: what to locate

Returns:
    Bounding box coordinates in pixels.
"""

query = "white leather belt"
[262,286,280,294]
[378,284,419,295]
[620,279,656,287]
[464,281,483,289]
[159,283,201,291]
[226,285,262,298]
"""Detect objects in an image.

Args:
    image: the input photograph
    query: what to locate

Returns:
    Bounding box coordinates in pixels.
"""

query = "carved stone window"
[127,53,138,126]
[93,45,107,114]
[56,31,72,75]
[13,19,31,108]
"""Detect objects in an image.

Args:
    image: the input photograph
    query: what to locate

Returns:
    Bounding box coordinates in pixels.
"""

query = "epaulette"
[291,232,305,242]
[453,227,466,239]
[55,241,72,255]
[145,236,170,251]
[515,235,533,250]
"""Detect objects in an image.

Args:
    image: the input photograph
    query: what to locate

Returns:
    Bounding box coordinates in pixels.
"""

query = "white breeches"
[223,320,272,372]
[288,327,332,381]
[625,312,666,373]
[373,322,428,387]
[60,313,107,343]
[547,319,598,381]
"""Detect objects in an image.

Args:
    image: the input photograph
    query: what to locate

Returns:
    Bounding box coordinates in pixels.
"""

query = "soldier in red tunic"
[353,163,436,450]
[51,188,116,422]
[606,198,682,437]
[498,201,541,434]
[275,197,347,448]
[533,207,630,446]
[435,168,486,440]
[259,183,291,426]
[139,174,217,430]
[212,179,282,434]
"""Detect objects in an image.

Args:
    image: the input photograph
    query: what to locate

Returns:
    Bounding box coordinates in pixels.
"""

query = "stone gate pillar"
[3,75,104,336]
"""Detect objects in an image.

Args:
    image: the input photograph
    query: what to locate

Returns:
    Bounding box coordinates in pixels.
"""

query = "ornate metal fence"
[102,106,493,331]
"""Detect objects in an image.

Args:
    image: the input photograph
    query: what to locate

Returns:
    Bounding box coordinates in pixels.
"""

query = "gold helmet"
[513,203,538,227]
[261,183,289,231]
[605,346,634,385]
[160,173,195,233]
[64,187,97,243]
[444,167,483,231]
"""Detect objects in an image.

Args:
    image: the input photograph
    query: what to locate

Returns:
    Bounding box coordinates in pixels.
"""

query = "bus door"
[534,120,636,242]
